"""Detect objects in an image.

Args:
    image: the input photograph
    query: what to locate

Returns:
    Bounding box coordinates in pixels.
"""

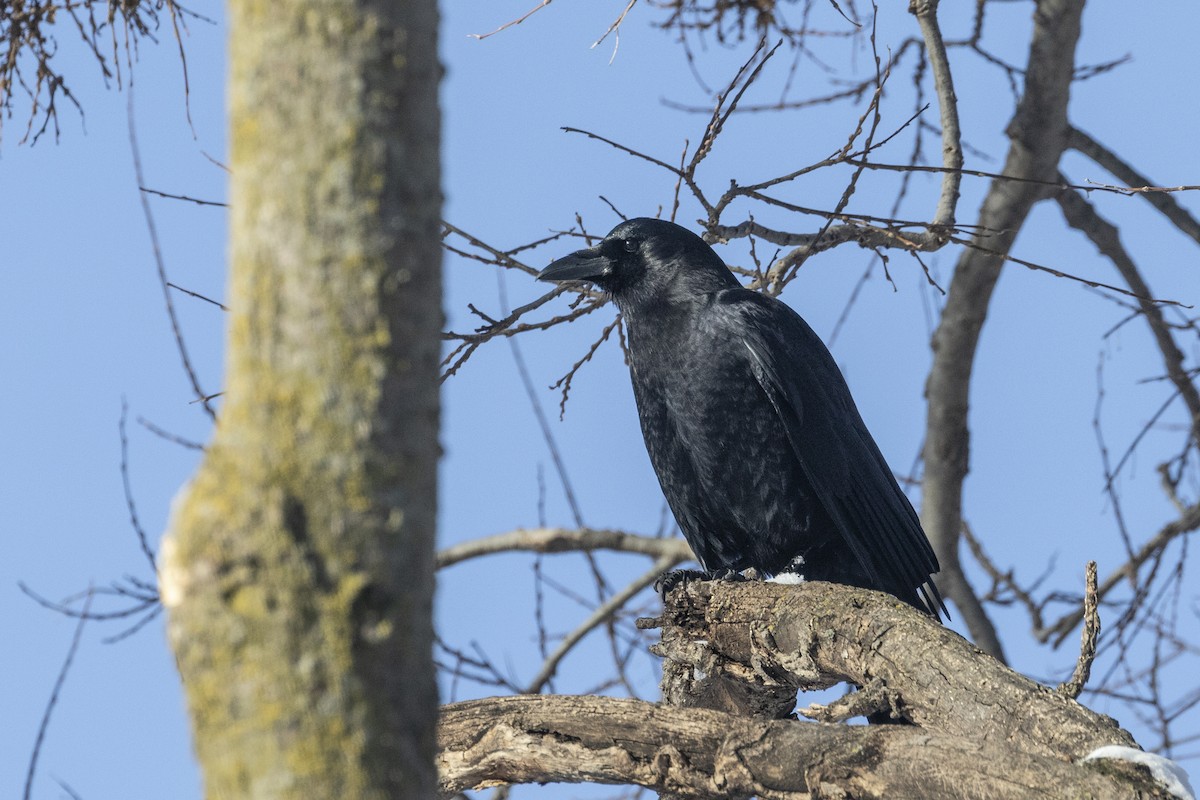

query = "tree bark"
[653,582,1134,760]
[438,582,1160,799]
[922,0,1086,661]
[439,696,1139,799]
[159,1,442,798]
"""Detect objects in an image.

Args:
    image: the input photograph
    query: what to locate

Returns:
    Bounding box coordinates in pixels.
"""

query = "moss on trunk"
[161,2,441,797]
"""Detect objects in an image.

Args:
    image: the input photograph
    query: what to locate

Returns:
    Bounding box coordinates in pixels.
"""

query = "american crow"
[538,218,946,619]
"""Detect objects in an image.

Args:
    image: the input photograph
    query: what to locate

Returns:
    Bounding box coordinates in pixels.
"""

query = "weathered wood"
[438,583,1164,799]
[438,694,1140,799]
[655,581,1136,763]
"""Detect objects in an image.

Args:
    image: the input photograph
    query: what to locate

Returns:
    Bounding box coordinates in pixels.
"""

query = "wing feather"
[732,294,947,619]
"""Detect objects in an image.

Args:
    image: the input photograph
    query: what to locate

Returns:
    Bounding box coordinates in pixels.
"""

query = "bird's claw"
[655,567,749,598]
[709,568,750,582]
[654,569,708,597]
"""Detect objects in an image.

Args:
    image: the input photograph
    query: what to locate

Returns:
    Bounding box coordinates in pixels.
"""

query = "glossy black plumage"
[538,218,945,619]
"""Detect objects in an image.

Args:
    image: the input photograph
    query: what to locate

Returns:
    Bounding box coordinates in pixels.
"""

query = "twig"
[523,554,678,693]
[136,416,205,451]
[1040,503,1200,646]
[119,400,156,571]
[550,316,621,419]
[470,0,553,40]
[1082,180,1200,196]
[948,233,1187,307]
[128,89,216,419]
[561,127,683,177]
[139,186,227,207]
[591,0,638,60]
[24,588,93,800]
[1069,127,1200,247]
[167,282,228,311]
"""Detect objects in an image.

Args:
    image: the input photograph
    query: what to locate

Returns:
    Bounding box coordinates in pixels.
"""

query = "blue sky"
[3,3,1198,797]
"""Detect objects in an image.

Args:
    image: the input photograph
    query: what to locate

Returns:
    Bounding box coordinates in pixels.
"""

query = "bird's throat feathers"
[613,252,740,318]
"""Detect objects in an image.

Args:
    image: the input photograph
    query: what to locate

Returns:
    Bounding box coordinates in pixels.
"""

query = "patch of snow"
[767,573,806,585]
[1082,745,1195,800]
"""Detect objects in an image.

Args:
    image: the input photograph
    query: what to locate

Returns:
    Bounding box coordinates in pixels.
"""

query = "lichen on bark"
[160,2,442,798]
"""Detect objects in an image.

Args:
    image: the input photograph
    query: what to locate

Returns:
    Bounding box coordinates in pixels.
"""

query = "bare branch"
[440,583,1154,799]
[561,127,684,178]
[1039,503,1200,646]
[24,588,92,800]
[1069,127,1200,247]
[439,695,1131,799]
[128,91,217,419]
[523,554,677,693]
[118,400,156,571]
[437,527,694,570]
[469,0,554,41]
[909,0,962,233]
[139,186,227,207]
[922,0,1086,661]
[1055,181,1200,444]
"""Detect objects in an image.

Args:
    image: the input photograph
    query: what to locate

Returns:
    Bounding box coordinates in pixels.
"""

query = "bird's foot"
[655,567,751,598]
[654,569,709,597]
[709,568,750,582]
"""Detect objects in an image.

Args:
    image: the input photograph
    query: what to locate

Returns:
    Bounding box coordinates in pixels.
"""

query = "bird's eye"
[623,239,639,253]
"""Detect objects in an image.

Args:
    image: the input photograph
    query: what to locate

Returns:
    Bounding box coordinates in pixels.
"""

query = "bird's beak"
[537,246,613,284]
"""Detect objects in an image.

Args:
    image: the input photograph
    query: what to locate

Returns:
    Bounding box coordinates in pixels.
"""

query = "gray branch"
[921,0,1086,662]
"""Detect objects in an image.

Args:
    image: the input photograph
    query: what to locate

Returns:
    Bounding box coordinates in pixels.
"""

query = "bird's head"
[537,218,740,309]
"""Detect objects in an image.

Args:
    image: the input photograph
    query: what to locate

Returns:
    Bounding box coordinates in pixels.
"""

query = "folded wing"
[723,291,947,619]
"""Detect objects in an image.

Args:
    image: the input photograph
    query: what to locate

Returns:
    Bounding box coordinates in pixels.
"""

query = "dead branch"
[1059,561,1101,699]
[654,581,1134,757]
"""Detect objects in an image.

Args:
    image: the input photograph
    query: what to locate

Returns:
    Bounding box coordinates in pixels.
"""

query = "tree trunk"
[159,2,442,798]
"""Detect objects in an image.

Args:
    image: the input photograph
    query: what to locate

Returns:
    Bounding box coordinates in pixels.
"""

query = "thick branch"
[654,581,1135,763]
[922,0,1086,661]
[438,695,1141,799]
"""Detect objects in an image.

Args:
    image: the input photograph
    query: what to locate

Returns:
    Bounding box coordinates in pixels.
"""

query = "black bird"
[538,218,946,619]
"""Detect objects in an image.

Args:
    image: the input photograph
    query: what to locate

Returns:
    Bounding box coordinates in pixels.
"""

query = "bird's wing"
[723,292,947,618]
